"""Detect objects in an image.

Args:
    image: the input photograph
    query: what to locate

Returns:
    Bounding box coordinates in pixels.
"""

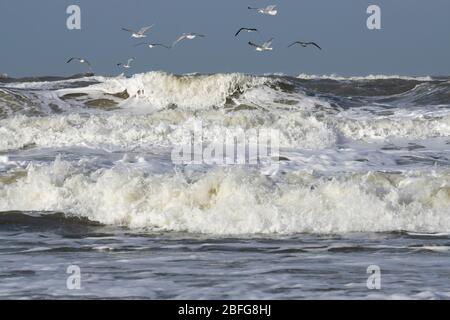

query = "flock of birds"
[66,5,322,72]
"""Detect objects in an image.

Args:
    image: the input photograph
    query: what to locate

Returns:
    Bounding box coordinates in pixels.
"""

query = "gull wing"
[235,28,245,37]
[235,28,257,37]
[262,38,274,48]
[121,27,136,34]
[172,34,186,47]
[309,42,322,50]
[66,57,90,66]
[138,25,154,35]
[152,43,171,49]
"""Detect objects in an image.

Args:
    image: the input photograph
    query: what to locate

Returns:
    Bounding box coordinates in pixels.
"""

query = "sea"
[1,71,450,299]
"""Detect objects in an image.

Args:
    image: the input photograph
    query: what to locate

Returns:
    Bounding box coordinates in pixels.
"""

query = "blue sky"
[0,0,449,77]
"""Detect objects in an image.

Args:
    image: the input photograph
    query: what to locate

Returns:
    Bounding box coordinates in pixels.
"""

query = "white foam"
[1,159,450,235]
[297,74,433,81]
[336,113,450,141]
[3,76,106,90]
[2,71,449,237]
[3,105,450,151]
[0,109,336,151]
[58,71,268,111]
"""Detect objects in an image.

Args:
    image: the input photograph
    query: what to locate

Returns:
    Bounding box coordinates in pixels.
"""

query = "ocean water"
[1,72,450,299]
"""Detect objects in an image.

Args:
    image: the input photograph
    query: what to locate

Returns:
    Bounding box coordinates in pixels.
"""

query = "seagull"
[121,25,154,38]
[248,38,274,52]
[134,42,171,49]
[235,27,259,37]
[248,5,278,16]
[172,33,205,47]
[288,41,322,50]
[66,57,92,71]
[117,58,135,69]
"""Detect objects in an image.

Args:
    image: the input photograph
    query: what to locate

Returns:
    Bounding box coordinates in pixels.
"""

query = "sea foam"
[1,159,450,235]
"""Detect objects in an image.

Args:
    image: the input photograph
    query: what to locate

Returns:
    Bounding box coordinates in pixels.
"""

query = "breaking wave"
[1,71,450,235]
[1,159,450,234]
[297,73,434,81]
[1,71,449,151]
[58,71,270,111]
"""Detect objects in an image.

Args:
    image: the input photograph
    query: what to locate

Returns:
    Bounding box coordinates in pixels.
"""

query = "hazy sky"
[1,0,449,77]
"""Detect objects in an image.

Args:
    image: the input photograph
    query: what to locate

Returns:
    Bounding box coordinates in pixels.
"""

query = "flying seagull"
[117,58,135,69]
[172,33,205,47]
[66,57,92,71]
[248,38,274,52]
[134,42,171,49]
[121,25,154,38]
[248,5,278,16]
[235,27,259,37]
[288,41,322,50]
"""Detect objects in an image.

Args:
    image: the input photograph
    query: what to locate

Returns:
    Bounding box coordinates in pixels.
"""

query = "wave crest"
[1,159,450,234]
[62,71,269,111]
